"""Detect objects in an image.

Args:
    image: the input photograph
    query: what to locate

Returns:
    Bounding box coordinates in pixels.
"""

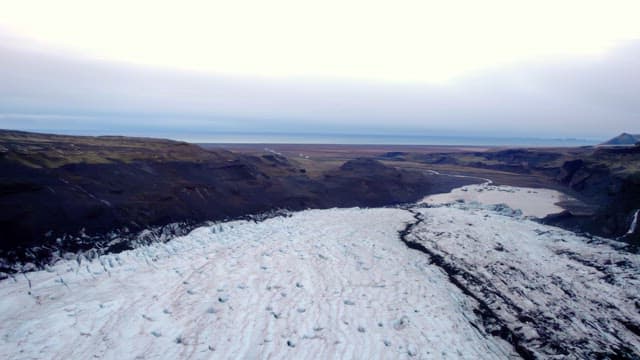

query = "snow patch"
[627,209,639,235]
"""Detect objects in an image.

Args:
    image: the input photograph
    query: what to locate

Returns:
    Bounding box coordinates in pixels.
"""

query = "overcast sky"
[1,0,639,141]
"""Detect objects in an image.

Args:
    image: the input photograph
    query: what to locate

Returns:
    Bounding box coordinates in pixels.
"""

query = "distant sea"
[28,128,601,147]
[184,132,599,147]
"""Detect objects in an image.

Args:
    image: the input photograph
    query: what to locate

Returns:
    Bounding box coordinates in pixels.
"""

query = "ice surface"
[1,204,638,359]
[0,208,513,359]
[410,205,640,358]
[421,184,569,218]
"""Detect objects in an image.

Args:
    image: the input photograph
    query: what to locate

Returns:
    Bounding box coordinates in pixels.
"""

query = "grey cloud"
[1,38,639,139]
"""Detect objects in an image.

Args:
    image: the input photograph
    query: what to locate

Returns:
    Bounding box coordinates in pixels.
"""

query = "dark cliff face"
[0,156,298,255]
[0,131,472,268]
[558,168,640,243]
[545,147,640,244]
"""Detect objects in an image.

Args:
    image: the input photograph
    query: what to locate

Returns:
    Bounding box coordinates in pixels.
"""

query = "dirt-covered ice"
[408,205,640,358]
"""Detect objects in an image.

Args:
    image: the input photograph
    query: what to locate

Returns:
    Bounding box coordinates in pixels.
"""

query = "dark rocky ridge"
[545,147,640,246]
[601,133,640,146]
[0,130,476,269]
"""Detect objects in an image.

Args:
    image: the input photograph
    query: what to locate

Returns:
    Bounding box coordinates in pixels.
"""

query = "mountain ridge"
[0,129,477,269]
[601,132,640,146]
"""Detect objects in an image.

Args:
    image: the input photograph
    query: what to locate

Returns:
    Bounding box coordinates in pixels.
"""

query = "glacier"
[1,204,639,359]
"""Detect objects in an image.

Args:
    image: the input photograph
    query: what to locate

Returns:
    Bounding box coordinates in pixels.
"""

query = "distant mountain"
[601,132,640,146]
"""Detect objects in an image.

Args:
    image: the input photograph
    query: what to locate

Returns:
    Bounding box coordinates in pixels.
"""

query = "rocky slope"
[547,146,640,245]
[0,130,476,270]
